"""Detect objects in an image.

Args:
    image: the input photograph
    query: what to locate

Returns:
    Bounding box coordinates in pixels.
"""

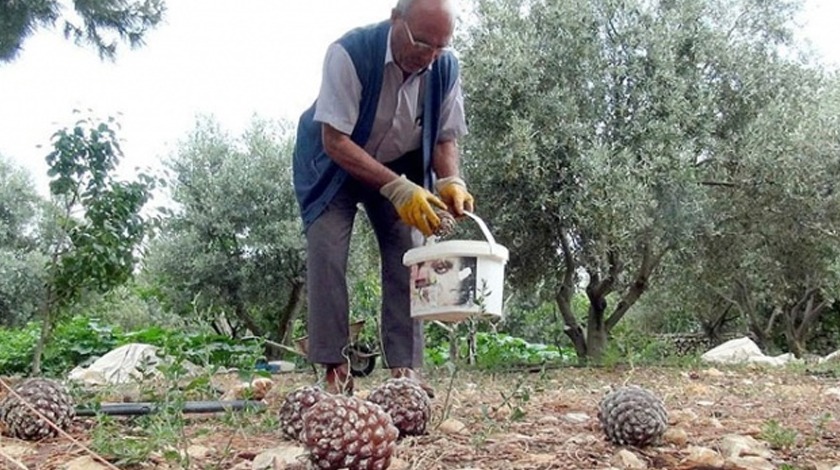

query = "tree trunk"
[31,312,51,376]
[749,306,781,351]
[557,288,587,362]
[278,279,305,346]
[31,285,58,376]
[783,288,826,358]
[554,228,587,362]
[585,293,608,363]
[225,283,263,337]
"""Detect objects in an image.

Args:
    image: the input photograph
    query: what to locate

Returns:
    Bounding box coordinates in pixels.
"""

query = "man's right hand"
[380,175,447,237]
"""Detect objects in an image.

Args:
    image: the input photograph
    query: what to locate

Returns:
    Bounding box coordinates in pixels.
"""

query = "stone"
[438,418,469,436]
[701,337,799,366]
[823,387,840,398]
[562,412,590,424]
[251,445,307,470]
[681,446,725,467]
[726,456,775,470]
[668,409,698,425]
[662,427,689,447]
[610,449,647,470]
[62,456,111,470]
[719,434,773,460]
[820,349,840,363]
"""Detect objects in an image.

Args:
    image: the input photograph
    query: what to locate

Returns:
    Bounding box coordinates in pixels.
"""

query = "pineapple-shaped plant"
[367,378,431,437]
[278,385,326,441]
[0,378,75,440]
[598,385,667,447]
[302,394,399,470]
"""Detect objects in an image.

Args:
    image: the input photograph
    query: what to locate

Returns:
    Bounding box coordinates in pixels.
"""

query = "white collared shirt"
[313,26,467,163]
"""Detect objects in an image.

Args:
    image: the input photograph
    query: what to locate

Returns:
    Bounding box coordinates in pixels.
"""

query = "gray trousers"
[304,174,425,368]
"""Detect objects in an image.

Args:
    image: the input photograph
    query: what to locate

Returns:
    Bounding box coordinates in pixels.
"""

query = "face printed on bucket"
[410,256,477,308]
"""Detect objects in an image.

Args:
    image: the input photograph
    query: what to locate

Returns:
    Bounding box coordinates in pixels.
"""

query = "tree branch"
[606,242,667,331]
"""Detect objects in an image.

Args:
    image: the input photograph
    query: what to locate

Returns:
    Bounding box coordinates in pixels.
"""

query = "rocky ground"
[2,364,840,469]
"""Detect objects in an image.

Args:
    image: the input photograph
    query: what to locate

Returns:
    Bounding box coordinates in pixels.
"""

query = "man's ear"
[390,8,400,21]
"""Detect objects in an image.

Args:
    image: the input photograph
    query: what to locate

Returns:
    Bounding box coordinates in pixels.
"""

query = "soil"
[2,364,840,469]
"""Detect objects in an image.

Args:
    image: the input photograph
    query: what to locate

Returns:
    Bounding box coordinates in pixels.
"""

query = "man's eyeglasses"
[403,21,452,53]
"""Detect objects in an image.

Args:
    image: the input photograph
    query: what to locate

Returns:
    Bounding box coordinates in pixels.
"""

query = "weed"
[760,419,798,450]
[483,376,531,423]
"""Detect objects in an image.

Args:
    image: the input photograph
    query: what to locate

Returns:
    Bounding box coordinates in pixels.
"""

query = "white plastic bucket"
[402,212,509,322]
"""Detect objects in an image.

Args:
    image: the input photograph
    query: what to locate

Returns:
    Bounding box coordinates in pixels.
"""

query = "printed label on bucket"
[410,256,478,312]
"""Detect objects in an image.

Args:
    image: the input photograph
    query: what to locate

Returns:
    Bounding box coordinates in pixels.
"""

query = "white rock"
[820,349,840,363]
[611,449,647,469]
[0,441,32,459]
[681,446,724,466]
[537,415,561,425]
[438,418,469,436]
[251,445,307,470]
[701,337,763,364]
[702,367,725,377]
[388,457,410,470]
[726,456,776,470]
[662,427,688,447]
[719,434,773,459]
[701,337,798,366]
[562,412,590,424]
[668,409,698,425]
[823,387,840,398]
[62,456,111,470]
[186,444,211,460]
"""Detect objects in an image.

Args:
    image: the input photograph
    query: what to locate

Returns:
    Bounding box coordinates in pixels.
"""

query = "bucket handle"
[462,211,497,255]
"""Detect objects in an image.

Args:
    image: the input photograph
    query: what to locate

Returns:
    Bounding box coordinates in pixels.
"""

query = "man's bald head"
[395,0,456,27]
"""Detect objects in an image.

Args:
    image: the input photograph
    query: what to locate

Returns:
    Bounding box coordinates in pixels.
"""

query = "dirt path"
[3,365,839,469]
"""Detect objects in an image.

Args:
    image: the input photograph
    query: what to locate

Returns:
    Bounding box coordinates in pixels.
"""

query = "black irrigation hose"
[74,400,266,416]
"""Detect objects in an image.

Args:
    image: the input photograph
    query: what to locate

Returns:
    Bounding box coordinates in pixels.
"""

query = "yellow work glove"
[435,176,475,216]
[380,175,448,237]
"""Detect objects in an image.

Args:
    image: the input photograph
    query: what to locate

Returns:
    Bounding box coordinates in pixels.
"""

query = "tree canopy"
[0,0,165,62]
[459,0,838,361]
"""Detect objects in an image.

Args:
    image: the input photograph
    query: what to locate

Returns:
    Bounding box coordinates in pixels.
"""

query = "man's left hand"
[435,176,475,216]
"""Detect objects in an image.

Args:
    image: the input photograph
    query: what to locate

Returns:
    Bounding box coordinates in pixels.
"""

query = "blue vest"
[292,20,459,231]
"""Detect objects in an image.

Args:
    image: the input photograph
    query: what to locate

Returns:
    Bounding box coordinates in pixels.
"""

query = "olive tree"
[0,156,46,327]
[142,116,306,345]
[696,70,840,355]
[459,0,811,361]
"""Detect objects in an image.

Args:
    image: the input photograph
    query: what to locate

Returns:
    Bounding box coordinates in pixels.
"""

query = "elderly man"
[292,0,473,395]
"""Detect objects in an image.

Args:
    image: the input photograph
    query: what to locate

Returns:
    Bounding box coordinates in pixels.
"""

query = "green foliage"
[124,328,262,370]
[0,248,47,327]
[425,332,574,368]
[142,116,305,343]
[0,322,40,373]
[0,315,263,376]
[600,320,697,367]
[45,114,157,306]
[501,289,590,347]
[29,112,159,374]
[482,377,531,423]
[0,156,41,249]
[0,0,165,62]
[0,157,47,327]
[42,315,121,374]
[760,419,799,450]
[459,0,837,360]
[69,283,186,332]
